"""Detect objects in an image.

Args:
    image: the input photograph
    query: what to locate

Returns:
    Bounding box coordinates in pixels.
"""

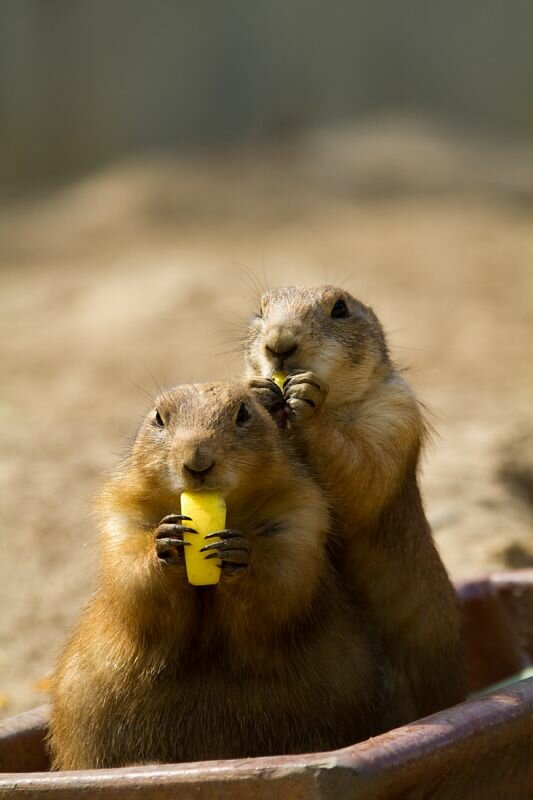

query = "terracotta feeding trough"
[1,570,533,799]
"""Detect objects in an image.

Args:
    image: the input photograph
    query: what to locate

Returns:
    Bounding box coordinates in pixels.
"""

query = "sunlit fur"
[244,286,465,728]
[49,382,378,769]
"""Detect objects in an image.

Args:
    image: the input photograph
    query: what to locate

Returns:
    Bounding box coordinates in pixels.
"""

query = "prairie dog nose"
[183,445,215,479]
[184,462,214,481]
[264,326,299,357]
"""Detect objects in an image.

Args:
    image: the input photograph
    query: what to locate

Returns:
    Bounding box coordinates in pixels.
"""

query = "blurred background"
[1,1,532,717]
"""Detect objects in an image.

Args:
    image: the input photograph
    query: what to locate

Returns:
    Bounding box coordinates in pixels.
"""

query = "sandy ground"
[1,119,532,717]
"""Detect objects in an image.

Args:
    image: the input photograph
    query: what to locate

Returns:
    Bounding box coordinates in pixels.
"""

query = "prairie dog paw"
[200,530,250,578]
[284,371,328,421]
[155,514,196,565]
[247,378,288,428]
[247,378,283,410]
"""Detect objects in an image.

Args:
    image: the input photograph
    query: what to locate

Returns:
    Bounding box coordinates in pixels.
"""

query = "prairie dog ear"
[247,379,288,429]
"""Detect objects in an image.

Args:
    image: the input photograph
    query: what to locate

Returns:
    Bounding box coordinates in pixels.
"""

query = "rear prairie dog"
[49,382,377,770]
[245,285,465,726]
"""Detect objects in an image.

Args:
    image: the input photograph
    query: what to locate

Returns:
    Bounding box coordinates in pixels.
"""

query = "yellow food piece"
[181,491,226,586]
[272,371,287,390]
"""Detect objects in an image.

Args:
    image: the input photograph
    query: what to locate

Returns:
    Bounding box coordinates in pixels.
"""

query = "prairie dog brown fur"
[245,285,465,727]
[49,382,377,769]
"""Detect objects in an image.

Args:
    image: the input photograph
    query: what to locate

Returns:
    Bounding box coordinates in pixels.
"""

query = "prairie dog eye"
[153,409,165,428]
[235,402,251,426]
[331,298,350,319]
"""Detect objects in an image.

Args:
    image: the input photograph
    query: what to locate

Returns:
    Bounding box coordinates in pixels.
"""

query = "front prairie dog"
[245,285,465,727]
[49,382,377,769]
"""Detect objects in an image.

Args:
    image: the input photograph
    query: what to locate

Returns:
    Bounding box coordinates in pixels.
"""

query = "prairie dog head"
[129,383,286,502]
[244,285,391,406]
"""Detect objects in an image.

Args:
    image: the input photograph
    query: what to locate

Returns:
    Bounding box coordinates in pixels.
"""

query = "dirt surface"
[1,119,533,717]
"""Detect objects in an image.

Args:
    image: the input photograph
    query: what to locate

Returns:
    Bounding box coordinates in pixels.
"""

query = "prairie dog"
[49,382,377,769]
[245,285,465,727]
